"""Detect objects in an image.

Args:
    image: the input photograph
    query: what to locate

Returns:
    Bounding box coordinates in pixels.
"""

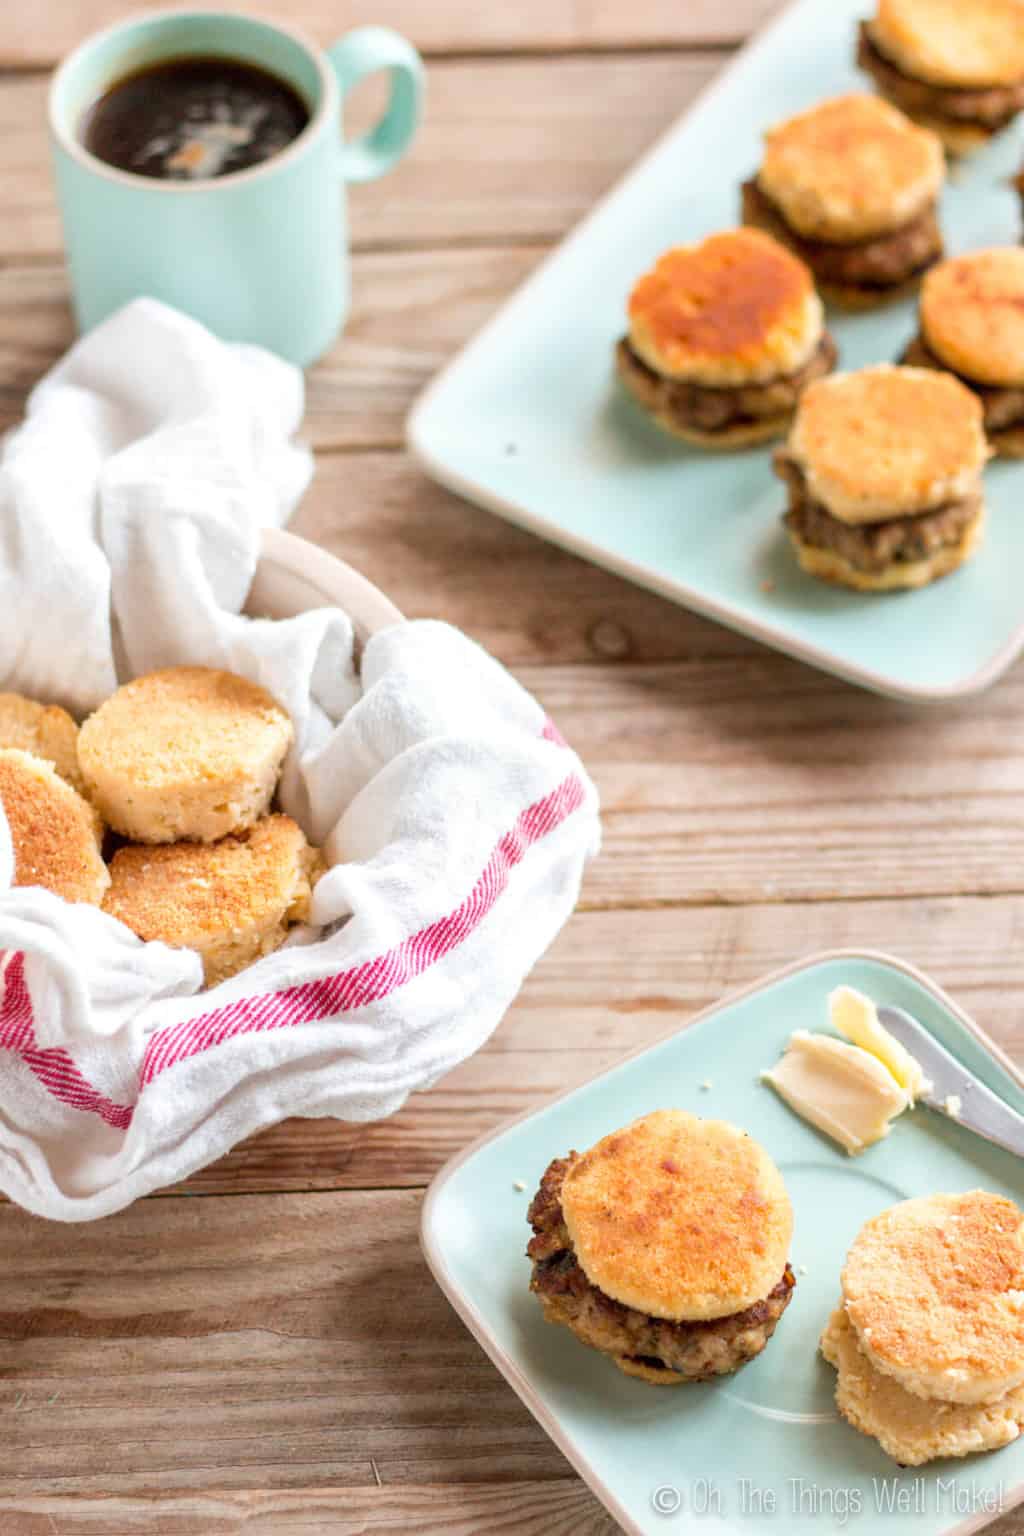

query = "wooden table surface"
[2,2,1024,1532]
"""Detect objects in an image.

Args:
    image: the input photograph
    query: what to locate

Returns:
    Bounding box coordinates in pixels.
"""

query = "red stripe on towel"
[0,954,133,1130]
[138,769,585,1086]
[0,766,586,1130]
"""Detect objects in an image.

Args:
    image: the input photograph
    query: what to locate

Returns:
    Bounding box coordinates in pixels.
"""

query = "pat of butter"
[762,1030,909,1155]
[829,986,931,1103]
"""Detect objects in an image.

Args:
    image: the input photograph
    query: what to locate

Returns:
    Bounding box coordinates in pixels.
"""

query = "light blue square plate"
[407,0,1024,702]
[421,951,1024,1536]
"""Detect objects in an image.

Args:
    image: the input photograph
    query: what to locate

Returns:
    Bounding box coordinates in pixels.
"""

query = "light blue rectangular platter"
[421,952,1024,1536]
[408,0,1024,702]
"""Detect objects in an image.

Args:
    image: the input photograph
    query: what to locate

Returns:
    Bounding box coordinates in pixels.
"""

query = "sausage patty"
[741,177,942,294]
[616,332,837,436]
[527,1154,796,1381]
[775,451,981,573]
[858,23,1024,135]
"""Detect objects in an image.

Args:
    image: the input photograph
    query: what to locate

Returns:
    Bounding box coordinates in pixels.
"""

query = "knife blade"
[876,1006,1024,1161]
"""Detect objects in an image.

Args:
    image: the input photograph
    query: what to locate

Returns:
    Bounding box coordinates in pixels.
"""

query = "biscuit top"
[758,93,944,244]
[627,229,824,385]
[103,815,316,945]
[871,0,1024,88]
[842,1192,1024,1393]
[79,667,293,792]
[560,1110,793,1321]
[921,248,1024,387]
[786,365,988,523]
[0,748,108,905]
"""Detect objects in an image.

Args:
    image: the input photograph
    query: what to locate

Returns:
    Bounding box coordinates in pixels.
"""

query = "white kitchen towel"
[0,299,600,1221]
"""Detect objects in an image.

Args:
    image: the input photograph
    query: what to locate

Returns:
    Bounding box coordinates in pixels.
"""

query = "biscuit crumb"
[700,1079,713,1091]
[513,1180,526,1192]
[943,1094,962,1119]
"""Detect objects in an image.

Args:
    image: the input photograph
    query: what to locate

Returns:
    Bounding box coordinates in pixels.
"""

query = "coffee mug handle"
[327,26,424,184]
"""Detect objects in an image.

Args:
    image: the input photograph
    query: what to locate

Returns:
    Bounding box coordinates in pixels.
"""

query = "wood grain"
[1,0,780,67]
[0,1484,621,1535]
[0,53,720,262]
[0,1190,565,1495]
[0,1494,1019,1536]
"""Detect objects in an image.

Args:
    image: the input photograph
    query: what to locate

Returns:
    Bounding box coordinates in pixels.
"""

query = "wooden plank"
[290,449,780,664]
[166,895,1024,1195]
[0,1484,621,1535]
[1,0,780,67]
[0,1491,1020,1536]
[5,1496,1020,1536]
[0,1190,568,1494]
[0,53,721,261]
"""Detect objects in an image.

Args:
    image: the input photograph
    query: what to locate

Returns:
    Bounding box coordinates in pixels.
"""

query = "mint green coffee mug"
[49,10,423,365]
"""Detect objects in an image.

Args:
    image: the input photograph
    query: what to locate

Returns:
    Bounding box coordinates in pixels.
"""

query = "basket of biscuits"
[0,300,599,1221]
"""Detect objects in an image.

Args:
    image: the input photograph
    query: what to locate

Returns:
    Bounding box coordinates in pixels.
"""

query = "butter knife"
[876,1006,1024,1161]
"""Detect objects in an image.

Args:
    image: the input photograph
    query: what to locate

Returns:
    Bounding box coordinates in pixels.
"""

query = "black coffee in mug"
[80,55,310,180]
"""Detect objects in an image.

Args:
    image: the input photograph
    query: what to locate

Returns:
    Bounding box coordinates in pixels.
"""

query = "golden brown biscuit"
[103,814,322,987]
[785,366,988,522]
[857,19,1024,154]
[0,748,109,905]
[613,1355,686,1385]
[626,229,824,386]
[79,667,293,844]
[898,113,997,155]
[842,1191,1024,1405]
[560,1110,793,1321]
[872,0,1024,88]
[0,692,83,791]
[758,94,944,245]
[822,1305,1024,1465]
[921,249,1024,387]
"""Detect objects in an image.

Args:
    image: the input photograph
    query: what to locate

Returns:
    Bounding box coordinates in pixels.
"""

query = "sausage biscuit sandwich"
[527,1110,796,1384]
